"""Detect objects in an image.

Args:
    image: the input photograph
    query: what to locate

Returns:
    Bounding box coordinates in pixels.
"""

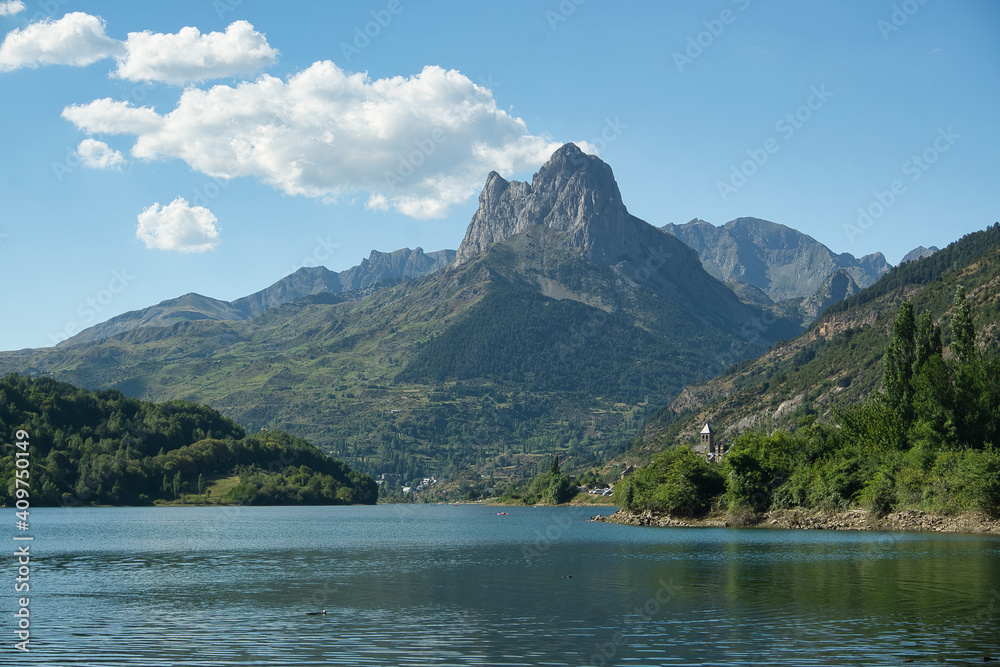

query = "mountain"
[0,143,801,486]
[455,144,788,339]
[639,222,1000,453]
[900,246,940,264]
[59,247,455,347]
[661,217,891,302]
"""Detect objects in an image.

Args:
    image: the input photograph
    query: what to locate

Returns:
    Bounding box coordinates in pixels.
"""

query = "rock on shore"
[592,507,1000,534]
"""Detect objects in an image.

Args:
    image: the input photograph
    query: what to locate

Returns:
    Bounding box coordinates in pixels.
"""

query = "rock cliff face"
[796,268,860,323]
[456,143,649,266]
[453,143,797,341]
[662,217,891,302]
[900,246,940,264]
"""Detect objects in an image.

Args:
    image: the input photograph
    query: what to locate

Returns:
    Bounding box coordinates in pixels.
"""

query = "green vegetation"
[493,455,605,505]
[0,374,376,507]
[641,222,1000,452]
[614,446,724,515]
[621,288,1000,518]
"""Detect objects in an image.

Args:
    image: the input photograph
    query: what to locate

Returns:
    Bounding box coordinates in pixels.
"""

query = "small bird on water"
[305,610,327,616]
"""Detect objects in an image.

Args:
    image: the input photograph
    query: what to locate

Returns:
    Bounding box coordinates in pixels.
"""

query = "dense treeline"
[617,288,1000,517]
[0,374,376,506]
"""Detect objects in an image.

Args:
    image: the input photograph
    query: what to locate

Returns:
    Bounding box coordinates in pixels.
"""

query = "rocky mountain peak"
[455,143,633,265]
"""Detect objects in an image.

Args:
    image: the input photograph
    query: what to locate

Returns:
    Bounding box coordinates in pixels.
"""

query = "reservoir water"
[4,504,999,666]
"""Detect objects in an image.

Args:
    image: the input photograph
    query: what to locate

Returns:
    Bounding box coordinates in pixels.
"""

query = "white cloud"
[365,194,389,212]
[63,62,562,219]
[0,1,25,17]
[0,12,122,72]
[62,98,162,135]
[114,20,278,84]
[76,139,125,170]
[136,197,220,253]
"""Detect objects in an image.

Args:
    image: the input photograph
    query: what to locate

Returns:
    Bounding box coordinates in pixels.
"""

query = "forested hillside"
[617,288,1000,518]
[0,374,376,507]
[641,222,1000,450]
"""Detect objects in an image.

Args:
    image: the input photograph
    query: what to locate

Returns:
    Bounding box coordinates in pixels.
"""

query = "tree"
[883,301,916,429]
[549,455,560,475]
[951,285,976,367]
[197,473,207,495]
[548,474,575,504]
[914,310,943,370]
[172,471,183,499]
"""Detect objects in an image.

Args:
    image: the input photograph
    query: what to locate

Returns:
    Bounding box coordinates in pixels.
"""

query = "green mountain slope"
[640,222,1000,454]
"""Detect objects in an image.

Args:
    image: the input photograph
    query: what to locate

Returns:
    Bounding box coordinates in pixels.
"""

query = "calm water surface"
[3,505,999,666]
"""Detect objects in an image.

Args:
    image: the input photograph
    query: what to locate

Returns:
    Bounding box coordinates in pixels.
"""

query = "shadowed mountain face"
[662,217,891,302]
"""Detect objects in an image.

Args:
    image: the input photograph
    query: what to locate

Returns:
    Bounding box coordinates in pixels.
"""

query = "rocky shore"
[593,507,1000,535]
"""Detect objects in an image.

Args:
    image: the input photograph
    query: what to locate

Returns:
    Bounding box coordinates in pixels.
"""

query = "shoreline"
[593,507,1000,535]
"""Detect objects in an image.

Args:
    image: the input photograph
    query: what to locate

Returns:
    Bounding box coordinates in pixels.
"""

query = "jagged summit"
[455,143,635,265]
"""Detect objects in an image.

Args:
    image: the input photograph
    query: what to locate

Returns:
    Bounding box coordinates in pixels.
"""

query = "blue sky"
[0,0,997,351]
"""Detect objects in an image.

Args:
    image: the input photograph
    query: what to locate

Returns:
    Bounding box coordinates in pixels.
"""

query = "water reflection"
[3,505,998,666]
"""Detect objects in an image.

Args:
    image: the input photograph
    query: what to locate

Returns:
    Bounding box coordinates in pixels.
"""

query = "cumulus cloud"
[76,139,125,170]
[0,12,123,71]
[136,197,220,252]
[63,62,562,219]
[0,1,25,17]
[62,98,162,135]
[0,13,275,83]
[114,20,278,84]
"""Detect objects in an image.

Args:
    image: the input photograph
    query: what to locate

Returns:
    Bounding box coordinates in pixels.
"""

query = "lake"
[3,505,999,666]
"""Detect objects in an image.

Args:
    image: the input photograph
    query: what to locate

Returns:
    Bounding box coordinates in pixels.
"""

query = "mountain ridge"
[57,247,456,348]
[661,217,891,303]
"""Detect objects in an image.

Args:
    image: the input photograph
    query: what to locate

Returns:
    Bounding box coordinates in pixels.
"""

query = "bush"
[614,447,724,516]
[860,467,897,516]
